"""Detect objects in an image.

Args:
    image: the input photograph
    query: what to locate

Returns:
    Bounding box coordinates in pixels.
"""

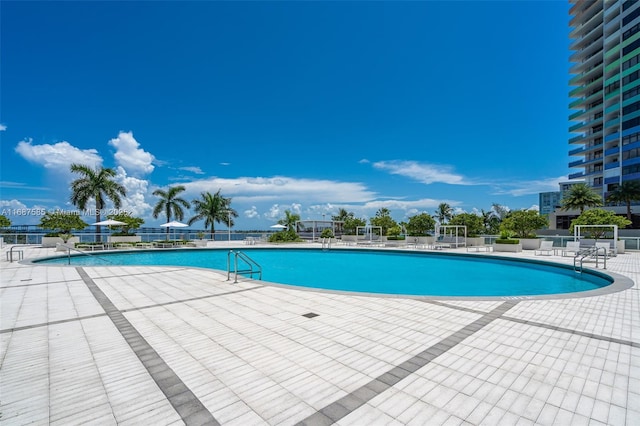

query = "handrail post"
[234,252,239,283]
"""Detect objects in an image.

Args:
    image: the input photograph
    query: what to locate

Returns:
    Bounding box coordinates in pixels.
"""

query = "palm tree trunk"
[96,210,101,243]
[627,202,632,221]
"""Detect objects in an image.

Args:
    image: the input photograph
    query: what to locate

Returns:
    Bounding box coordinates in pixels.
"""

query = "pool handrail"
[227,250,262,283]
[61,243,114,265]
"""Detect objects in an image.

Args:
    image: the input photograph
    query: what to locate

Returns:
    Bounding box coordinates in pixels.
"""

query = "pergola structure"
[437,225,467,247]
[296,220,344,241]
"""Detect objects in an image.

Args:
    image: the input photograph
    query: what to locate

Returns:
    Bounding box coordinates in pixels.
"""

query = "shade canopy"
[160,221,189,228]
[270,224,287,229]
[91,219,126,226]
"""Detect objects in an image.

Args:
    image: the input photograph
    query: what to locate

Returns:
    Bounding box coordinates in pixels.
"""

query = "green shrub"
[268,230,302,243]
[495,239,520,244]
[320,229,334,238]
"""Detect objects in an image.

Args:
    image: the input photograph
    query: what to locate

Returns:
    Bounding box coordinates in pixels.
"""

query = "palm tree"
[434,202,453,224]
[152,186,191,236]
[188,189,237,235]
[69,164,127,242]
[279,210,300,231]
[561,183,603,213]
[606,181,640,221]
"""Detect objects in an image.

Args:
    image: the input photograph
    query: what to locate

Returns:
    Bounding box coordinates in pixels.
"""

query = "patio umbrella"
[160,221,189,240]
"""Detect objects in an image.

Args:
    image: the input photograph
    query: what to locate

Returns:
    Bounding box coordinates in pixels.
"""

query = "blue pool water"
[34,248,613,297]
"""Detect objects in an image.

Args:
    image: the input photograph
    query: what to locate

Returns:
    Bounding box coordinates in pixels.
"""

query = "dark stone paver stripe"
[76,267,219,426]
[424,300,639,348]
[0,313,108,334]
[502,315,640,348]
[295,301,519,426]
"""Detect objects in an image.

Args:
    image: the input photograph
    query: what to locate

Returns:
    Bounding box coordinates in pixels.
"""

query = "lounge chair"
[534,240,554,255]
[561,241,581,257]
[595,241,614,257]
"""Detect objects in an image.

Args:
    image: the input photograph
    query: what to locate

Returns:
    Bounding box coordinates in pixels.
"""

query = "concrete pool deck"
[1,243,639,425]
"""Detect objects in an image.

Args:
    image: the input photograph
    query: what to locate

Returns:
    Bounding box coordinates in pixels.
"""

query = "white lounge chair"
[595,241,614,257]
[534,240,554,255]
[561,241,581,257]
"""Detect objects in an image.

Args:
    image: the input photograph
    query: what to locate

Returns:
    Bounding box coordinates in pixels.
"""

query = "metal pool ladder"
[227,250,262,283]
[574,246,606,272]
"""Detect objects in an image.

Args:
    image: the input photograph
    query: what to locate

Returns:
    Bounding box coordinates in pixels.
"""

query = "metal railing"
[60,244,113,265]
[226,250,262,283]
[574,246,607,272]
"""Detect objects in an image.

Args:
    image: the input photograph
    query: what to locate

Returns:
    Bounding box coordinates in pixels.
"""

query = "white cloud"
[182,176,376,204]
[492,175,568,196]
[0,124,6,131]
[114,166,152,217]
[244,206,260,219]
[372,160,472,185]
[108,131,155,176]
[0,199,27,210]
[179,166,204,175]
[15,139,102,170]
[265,204,282,220]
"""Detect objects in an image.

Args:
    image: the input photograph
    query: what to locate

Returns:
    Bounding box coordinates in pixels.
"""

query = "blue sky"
[1,1,571,230]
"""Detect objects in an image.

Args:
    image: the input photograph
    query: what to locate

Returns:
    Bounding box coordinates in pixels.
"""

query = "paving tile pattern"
[1,244,639,425]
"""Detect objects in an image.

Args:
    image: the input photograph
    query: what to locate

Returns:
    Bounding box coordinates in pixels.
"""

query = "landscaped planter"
[191,240,208,247]
[466,237,486,247]
[340,235,358,244]
[520,238,541,250]
[407,236,434,246]
[617,240,625,254]
[493,243,522,252]
[108,236,142,243]
[42,236,79,248]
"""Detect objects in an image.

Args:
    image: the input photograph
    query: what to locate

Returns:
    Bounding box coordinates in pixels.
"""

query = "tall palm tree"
[434,202,453,224]
[561,183,603,213]
[606,180,640,221]
[278,210,300,231]
[152,185,191,236]
[69,164,127,242]
[188,189,237,235]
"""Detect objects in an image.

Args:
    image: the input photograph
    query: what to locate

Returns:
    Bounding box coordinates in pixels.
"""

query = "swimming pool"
[33,248,618,298]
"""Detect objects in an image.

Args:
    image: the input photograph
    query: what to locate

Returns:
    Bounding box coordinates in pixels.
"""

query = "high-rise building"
[568,1,640,198]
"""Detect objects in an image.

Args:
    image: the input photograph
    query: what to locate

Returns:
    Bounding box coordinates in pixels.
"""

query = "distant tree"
[406,213,436,236]
[434,203,453,224]
[481,209,501,234]
[0,214,11,228]
[449,213,484,237]
[606,181,640,221]
[491,203,510,220]
[500,209,549,238]
[343,216,366,235]
[370,208,397,236]
[331,208,351,222]
[69,164,126,241]
[561,183,603,213]
[570,208,631,239]
[152,186,191,235]
[188,190,237,235]
[331,208,353,233]
[38,211,88,236]
[278,210,301,231]
[107,212,144,235]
